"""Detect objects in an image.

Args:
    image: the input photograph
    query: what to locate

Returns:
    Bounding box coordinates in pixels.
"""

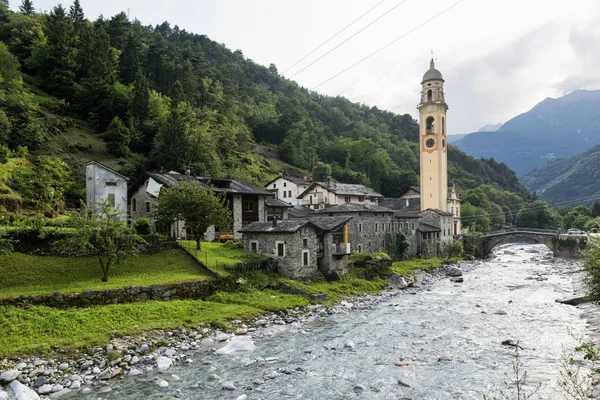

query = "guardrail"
[482,227,560,237]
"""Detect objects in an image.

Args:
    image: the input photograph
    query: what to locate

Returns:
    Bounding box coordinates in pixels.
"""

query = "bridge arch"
[480,229,559,258]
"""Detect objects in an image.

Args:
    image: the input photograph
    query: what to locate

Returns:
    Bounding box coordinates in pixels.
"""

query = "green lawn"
[0,248,213,299]
[390,257,446,276]
[178,241,267,277]
[0,300,261,357]
[208,289,309,311]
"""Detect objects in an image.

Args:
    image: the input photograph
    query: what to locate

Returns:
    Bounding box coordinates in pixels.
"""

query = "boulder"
[450,277,464,283]
[216,333,230,342]
[49,388,74,399]
[221,381,236,390]
[158,379,169,388]
[446,266,463,277]
[215,336,256,355]
[0,369,20,383]
[156,356,173,372]
[8,380,41,400]
[0,390,8,400]
[37,384,53,395]
[387,274,408,289]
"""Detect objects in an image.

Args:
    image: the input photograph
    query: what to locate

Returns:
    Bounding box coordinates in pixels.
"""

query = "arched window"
[427,89,432,102]
[426,116,435,134]
[442,117,445,135]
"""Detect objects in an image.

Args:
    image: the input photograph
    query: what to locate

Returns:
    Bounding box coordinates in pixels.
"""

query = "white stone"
[215,336,256,355]
[128,369,143,376]
[164,349,176,357]
[0,389,8,400]
[344,340,356,349]
[80,388,92,394]
[158,379,169,388]
[15,363,27,370]
[49,388,73,399]
[51,384,63,393]
[156,356,173,372]
[236,395,248,400]
[9,380,41,400]
[37,384,53,395]
[68,380,81,390]
[0,369,20,383]
[216,333,230,342]
[129,356,139,365]
[92,367,101,374]
[57,363,69,371]
[221,381,236,390]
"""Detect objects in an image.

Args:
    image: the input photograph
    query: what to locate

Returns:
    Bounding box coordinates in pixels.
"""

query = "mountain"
[447,134,468,144]
[477,124,502,132]
[520,144,600,206]
[453,90,600,175]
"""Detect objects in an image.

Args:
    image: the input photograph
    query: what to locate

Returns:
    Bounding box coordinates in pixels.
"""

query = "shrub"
[133,218,151,234]
[14,146,28,158]
[223,240,243,250]
[0,144,8,164]
[448,239,463,258]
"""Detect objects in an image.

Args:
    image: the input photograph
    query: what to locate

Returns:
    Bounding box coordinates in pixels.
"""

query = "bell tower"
[418,59,448,211]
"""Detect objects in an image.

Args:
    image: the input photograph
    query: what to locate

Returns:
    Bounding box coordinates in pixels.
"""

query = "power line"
[311,0,467,91]
[282,0,387,75]
[289,0,409,79]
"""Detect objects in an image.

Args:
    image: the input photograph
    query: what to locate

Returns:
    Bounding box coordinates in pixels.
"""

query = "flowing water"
[83,243,592,399]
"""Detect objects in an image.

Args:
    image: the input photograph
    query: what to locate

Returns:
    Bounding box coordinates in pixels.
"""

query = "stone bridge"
[480,228,561,258]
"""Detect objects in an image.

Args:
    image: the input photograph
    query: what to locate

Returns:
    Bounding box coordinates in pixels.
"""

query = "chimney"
[272,218,278,228]
[303,174,307,181]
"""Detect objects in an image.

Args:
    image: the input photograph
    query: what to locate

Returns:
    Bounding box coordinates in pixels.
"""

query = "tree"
[312,161,331,182]
[104,116,130,156]
[68,0,83,24]
[0,0,8,8]
[19,0,34,15]
[59,201,145,282]
[151,180,231,250]
[592,201,600,218]
[515,200,558,230]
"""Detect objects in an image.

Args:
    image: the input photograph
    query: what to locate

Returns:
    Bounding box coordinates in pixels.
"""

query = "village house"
[417,209,454,257]
[315,203,396,254]
[297,181,383,210]
[84,161,128,221]
[239,216,352,279]
[129,171,272,240]
[265,175,312,205]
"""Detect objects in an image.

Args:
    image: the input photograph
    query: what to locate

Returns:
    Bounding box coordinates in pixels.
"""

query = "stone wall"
[318,231,349,279]
[345,213,394,254]
[0,281,213,309]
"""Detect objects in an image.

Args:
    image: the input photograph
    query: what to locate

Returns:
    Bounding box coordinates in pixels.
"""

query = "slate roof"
[421,208,454,217]
[417,222,441,233]
[265,175,311,187]
[315,203,395,214]
[380,197,421,212]
[265,197,292,208]
[298,182,383,199]
[288,205,314,219]
[240,215,352,234]
[394,211,421,219]
[144,172,272,196]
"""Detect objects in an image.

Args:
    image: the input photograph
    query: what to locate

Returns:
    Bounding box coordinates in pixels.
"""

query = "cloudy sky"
[18,0,600,134]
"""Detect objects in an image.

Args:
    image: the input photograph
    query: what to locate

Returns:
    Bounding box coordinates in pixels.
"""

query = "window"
[250,241,258,253]
[427,89,432,101]
[375,223,378,232]
[288,190,292,198]
[283,191,287,198]
[276,241,285,257]
[302,250,309,266]
[107,193,115,207]
[426,116,435,134]
[359,223,363,232]
[358,244,363,252]
[309,195,313,205]
[284,182,287,187]
[146,202,150,213]
[132,198,137,212]
[303,238,308,248]
[274,184,277,188]
[105,181,117,186]
[244,202,255,212]
[358,196,364,202]
[345,196,351,203]
[442,117,445,135]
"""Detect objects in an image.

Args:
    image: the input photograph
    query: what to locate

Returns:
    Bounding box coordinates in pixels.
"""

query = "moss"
[349,252,389,263]
[390,258,445,277]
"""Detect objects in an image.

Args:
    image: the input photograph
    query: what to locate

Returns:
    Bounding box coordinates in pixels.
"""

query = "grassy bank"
[0,300,261,357]
[0,248,212,299]
[178,241,267,276]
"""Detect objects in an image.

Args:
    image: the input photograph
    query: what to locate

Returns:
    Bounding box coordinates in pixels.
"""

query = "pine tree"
[69,0,84,23]
[132,69,150,123]
[19,0,34,15]
[104,116,130,156]
[0,0,9,9]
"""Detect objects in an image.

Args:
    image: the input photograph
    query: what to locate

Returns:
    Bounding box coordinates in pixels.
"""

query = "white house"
[265,175,312,205]
[297,181,383,210]
[84,161,129,220]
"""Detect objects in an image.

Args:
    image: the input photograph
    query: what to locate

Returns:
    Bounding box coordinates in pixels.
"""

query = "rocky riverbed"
[2,244,599,399]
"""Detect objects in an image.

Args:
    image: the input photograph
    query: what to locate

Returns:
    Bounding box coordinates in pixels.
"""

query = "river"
[83,243,591,399]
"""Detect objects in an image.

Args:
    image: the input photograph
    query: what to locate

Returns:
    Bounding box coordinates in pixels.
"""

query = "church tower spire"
[418,58,448,212]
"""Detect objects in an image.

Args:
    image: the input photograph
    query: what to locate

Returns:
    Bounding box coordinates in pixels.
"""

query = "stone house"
[129,171,272,240]
[297,181,383,210]
[315,203,396,254]
[398,185,461,236]
[239,216,352,279]
[265,197,292,221]
[265,175,312,205]
[417,209,454,257]
[84,161,128,221]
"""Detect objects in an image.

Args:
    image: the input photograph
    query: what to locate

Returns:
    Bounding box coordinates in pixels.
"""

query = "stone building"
[129,171,272,240]
[265,175,312,205]
[265,197,292,221]
[84,161,128,221]
[297,181,383,210]
[240,216,352,279]
[315,203,396,254]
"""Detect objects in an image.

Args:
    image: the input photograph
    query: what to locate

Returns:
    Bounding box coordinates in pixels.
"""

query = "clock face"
[426,138,435,148]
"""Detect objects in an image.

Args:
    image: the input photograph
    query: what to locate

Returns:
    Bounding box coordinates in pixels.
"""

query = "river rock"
[164,348,177,357]
[394,361,409,367]
[0,369,20,383]
[49,388,73,399]
[158,379,169,388]
[9,380,41,400]
[216,332,230,342]
[344,340,356,349]
[128,369,143,376]
[215,336,256,355]
[446,266,463,277]
[236,395,248,400]
[51,384,63,393]
[450,277,464,283]
[398,378,411,388]
[388,274,408,289]
[15,363,27,370]
[0,389,7,400]
[221,381,236,390]
[97,368,112,380]
[37,384,53,395]
[68,380,80,390]
[57,363,69,371]
[156,356,173,372]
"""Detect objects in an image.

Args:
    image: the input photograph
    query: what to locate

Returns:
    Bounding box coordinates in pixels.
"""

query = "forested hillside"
[0,0,528,221]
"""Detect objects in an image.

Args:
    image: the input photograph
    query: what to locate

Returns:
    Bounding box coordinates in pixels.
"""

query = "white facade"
[266,176,310,205]
[85,161,128,221]
[299,183,380,210]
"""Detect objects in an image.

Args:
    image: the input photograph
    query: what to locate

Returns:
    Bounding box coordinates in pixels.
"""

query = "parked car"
[567,229,585,235]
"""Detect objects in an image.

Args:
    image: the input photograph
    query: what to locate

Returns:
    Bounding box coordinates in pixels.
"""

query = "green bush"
[14,146,28,158]
[448,239,463,258]
[133,218,151,234]
[0,226,80,255]
[0,144,8,164]
[223,240,243,250]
